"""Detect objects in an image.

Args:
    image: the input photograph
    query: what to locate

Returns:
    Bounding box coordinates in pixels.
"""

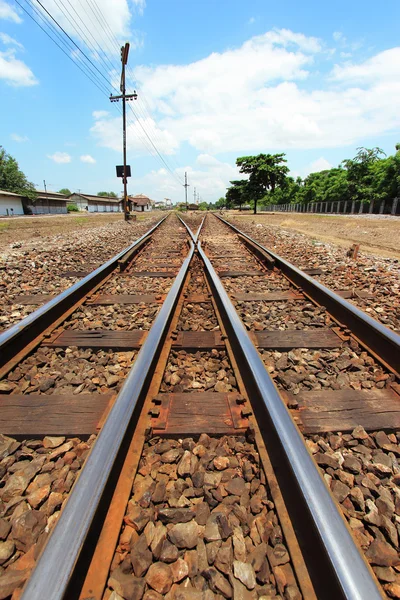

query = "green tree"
[198,201,208,211]
[236,153,289,214]
[226,180,250,210]
[97,191,118,198]
[0,146,36,200]
[342,147,386,205]
[59,188,71,196]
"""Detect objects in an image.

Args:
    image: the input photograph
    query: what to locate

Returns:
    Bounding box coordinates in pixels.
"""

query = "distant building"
[187,203,199,211]
[154,200,166,210]
[25,190,69,215]
[130,194,153,212]
[68,193,122,213]
[0,190,25,216]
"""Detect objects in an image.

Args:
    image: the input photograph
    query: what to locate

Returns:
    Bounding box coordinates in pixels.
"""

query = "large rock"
[108,567,146,600]
[203,567,232,598]
[145,562,173,594]
[1,460,43,502]
[225,477,246,496]
[168,520,198,549]
[233,560,256,590]
[0,568,30,600]
[366,539,400,567]
[158,508,193,524]
[0,540,15,565]
[12,510,47,552]
[130,533,152,577]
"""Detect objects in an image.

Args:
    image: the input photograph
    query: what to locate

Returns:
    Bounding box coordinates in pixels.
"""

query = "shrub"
[67,203,79,212]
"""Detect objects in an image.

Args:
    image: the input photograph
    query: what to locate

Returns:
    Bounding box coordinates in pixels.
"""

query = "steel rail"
[178,214,205,242]
[0,216,167,368]
[197,239,383,600]
[21,233,196,600]
[215,214,400,374]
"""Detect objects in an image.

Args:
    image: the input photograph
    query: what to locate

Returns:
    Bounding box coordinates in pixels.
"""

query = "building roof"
[0,189,24,198]
[36,190,69,199]
[129,194,154,206]
[35,195,68,203]
[72,193,121,204]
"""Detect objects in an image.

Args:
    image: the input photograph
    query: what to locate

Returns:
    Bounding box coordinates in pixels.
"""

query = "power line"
[15,0,111,97]
[19,0,184,187]
[34,0,113,89]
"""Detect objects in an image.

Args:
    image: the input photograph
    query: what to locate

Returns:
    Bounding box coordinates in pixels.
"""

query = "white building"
[68,193,122,213]
[0,190,25,216]
[130,194,153,212]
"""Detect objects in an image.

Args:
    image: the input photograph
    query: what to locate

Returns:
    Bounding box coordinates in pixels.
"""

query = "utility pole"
[197,192,200,205]
[183,172,189,211]
[193,187,196,204]
[110,42,137,221]
[43,179,49,213]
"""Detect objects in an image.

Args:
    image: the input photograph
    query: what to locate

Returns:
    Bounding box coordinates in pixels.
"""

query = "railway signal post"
[110,42,137,221]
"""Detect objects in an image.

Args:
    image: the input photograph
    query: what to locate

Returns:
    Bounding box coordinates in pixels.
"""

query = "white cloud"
[333,31,345,43]
[47,152,72,164]
[248,17,256,25]
[331,48,400,83]
[0,1,22,23]
[10,133,29,142]
[133,0,146,16]
[92,110,109,119]
[123,30,400,154]
[34,0,144,59]
[131,156,245,205]
[91,111,179,155]
[0,49,37,86]
[303,157,333,176]
[0,32,23,48]
[80,154,96,164]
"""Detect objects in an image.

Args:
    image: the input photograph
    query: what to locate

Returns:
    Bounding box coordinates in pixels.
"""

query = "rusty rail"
[0,216,167,369]
[215,214,400,375]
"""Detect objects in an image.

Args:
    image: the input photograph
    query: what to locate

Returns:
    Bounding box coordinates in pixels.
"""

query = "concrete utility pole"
[193,187,196,204]
[183,172,189,211]
[43,179,49,213]
[110,42,137,221]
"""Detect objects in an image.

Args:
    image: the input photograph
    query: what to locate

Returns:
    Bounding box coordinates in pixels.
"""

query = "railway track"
[222,214,400,333]
[0,213,399,598]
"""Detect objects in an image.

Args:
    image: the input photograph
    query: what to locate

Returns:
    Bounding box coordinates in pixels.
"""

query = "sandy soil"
[0,212,156,245]
[226,213,400,259]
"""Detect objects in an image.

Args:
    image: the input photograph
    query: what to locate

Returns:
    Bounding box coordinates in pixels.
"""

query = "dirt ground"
[228,213,400,259]
[0,212,155,244]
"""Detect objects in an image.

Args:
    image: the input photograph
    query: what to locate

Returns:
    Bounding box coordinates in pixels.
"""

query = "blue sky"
[0,0,399,203]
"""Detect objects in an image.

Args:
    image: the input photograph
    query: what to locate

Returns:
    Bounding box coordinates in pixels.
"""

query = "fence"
[260,197,399,216]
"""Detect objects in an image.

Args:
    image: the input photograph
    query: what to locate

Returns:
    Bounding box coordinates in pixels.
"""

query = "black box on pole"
[116,165,131,178]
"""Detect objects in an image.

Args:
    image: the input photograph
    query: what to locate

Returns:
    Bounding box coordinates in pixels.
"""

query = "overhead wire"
[18,0,185,186]
[15,0,111,97]
[83,0,183,177]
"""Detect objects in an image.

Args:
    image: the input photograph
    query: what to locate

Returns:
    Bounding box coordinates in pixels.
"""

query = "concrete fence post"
[351,201,356,214]
[391,197,398,215]
[359,202,363,214]
[344,201,348,213]
[379,200,384,214]
[369,200,374,214]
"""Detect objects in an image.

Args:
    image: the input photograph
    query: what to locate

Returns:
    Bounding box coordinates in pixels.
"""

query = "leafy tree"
[59,188,72,196]
[342,147,386,205]
[236,153,289,214]
[198,201,209,211]
[226,180,250,210]
[0,146,36,200]
[97,191,118,198]
[214,197,226,209]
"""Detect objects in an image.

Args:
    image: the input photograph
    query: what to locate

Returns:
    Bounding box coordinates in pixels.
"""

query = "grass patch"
[0,222,9,232]
[75,217,89,225]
